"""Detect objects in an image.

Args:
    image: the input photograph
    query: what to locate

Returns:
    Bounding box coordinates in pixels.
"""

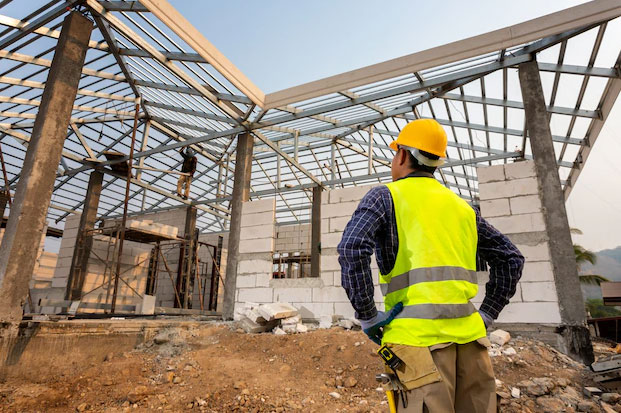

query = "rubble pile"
[235,302,360,335]
[489,329,621,413]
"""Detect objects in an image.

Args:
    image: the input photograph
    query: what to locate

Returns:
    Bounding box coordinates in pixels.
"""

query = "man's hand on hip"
[359,302,404,345]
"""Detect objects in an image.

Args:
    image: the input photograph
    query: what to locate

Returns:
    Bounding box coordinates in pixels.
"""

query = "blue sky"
[169,0,621,252]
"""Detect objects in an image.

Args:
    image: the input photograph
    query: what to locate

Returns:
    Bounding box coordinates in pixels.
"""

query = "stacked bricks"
[319,185,381,319]
[477,160,561,324]
[235,199,276,310]
[274,223,311,253]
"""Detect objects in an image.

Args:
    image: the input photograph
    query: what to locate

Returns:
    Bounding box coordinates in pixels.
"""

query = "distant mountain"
[580,246,621,300]
[581,246,621,282]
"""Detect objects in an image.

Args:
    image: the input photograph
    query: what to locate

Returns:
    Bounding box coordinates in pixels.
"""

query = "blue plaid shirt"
[337,175,524,321]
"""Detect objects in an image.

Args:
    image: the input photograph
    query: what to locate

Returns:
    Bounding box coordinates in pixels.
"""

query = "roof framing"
[0,0,618,232]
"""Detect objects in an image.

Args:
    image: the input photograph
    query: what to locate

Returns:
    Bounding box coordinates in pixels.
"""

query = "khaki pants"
[398,340,496,413]
[177,175,191,197]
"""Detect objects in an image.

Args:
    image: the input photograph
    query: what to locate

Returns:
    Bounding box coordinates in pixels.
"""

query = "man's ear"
[398,148,408,166]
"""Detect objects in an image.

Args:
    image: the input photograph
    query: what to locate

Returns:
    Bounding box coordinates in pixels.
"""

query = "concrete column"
[311,186,322,278]
[222,132,254,319]
[0,12,92,324]
[66,171,103,300]
[518,59,593,364]
[183,206,197,308]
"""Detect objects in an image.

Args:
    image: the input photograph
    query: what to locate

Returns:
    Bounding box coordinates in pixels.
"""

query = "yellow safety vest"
[380,175,487,347]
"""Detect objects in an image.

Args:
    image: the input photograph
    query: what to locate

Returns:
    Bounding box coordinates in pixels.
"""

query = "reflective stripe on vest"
[395,302,477,320]
[380,266,477,295]
[380,175,487,347]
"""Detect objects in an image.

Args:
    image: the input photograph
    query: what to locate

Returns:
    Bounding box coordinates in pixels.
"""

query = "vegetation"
[574,243,610,285]
[586,299,621,318]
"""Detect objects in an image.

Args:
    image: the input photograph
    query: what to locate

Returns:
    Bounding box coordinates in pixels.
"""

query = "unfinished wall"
[477,160,561,324]
[274,223,310,253]
[235,199,276,310]
[42,207,226,313]
[233,187,381,320]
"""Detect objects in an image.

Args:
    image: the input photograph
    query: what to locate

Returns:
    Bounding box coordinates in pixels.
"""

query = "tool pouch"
[384,344,443,391]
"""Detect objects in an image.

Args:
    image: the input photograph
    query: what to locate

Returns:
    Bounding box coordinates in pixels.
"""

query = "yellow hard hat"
[389,119,447,158]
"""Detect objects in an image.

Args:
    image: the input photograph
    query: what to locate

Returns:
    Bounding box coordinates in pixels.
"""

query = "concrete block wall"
[235,199,276,312]
[275,223,311,253]
[44,207,225,313]
[477,160,561,324]
[320,185,378,319]
[232,186,381,321]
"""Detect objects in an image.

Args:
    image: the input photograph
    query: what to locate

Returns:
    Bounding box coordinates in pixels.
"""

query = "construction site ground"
[0,322,619,413]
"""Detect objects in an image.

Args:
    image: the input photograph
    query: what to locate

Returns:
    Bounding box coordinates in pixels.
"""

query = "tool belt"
[378,343,443,391]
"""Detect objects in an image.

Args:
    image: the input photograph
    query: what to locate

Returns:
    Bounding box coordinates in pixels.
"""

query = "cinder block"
[321,219,329,234]
[515,243,550,262]
[255,273,272,287]
[239,238,274,254]
[329,216,351,233]
[478,177,538,200]
[495,301,561,324]
[329,185,372,204]
[237,260,273,274]
[294,302,334,319]
[333,302,356,319]
[240,224,274,240]
[477,164,505,184]
[237,287,273,303]
[321,271,334,286]
[333,271,342,287]
[241,211,275,227]
[322,232,343,249]
[321,254,341,272]
[236,274,256,288]
[486,212,545,234]
[480,198,510,218]
[242,199,276,215]
[520,261,554,282]
[322,201,359,219]
[312,286,349,302]
[504,161,536,180]
[273,288,312,303]
[510,195,542,215]
[520,281,558,302]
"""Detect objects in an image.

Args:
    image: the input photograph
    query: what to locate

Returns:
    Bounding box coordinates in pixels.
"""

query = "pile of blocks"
[235,302,307,334]
[128,219,179,239]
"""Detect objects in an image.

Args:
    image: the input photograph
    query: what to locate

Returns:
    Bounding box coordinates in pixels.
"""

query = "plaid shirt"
[337,175,524,321]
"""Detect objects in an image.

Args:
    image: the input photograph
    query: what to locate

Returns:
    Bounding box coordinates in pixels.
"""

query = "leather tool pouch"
[384,344,443,391]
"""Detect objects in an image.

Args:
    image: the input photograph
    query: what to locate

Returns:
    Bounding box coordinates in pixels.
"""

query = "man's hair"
[405,149,439,174]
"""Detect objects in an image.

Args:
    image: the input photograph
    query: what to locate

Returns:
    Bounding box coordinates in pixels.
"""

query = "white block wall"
[477,160,561,324]
[234,199,276,310]
[275,223,310,253]
[43,208,227,313]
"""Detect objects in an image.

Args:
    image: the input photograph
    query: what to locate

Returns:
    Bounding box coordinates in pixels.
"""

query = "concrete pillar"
[222,132,254,320]
[518,59,593,364]
[0,12,92,324]
[311,186,322,278]
[66,171,103,300]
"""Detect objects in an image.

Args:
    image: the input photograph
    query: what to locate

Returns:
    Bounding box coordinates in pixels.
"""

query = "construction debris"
[591,355,621,391]
[490,329,511,346]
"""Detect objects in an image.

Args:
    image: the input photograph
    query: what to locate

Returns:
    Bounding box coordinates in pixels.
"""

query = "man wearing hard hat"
[338,119,524,412]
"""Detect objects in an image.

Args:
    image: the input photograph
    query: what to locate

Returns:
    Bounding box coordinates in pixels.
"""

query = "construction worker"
[337,119,524,412]
[177,147,197,200]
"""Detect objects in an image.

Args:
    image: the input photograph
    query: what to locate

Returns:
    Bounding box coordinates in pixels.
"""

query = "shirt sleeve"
[337,186,391,321]
[475,208,525,319]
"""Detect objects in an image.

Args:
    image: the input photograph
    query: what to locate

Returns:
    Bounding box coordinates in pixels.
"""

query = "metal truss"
[0,0,619,233]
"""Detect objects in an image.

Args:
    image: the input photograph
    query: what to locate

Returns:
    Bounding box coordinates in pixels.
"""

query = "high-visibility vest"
[380,175,487,347]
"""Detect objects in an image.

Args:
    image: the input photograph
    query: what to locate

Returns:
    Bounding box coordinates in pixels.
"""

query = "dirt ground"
[0,323,617,412]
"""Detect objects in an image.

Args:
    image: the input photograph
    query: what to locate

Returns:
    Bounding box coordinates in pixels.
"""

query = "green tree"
[571,232,609,285]
[586,299,621,318]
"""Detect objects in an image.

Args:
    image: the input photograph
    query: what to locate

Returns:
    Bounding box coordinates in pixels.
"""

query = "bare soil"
[0,324,616,412]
